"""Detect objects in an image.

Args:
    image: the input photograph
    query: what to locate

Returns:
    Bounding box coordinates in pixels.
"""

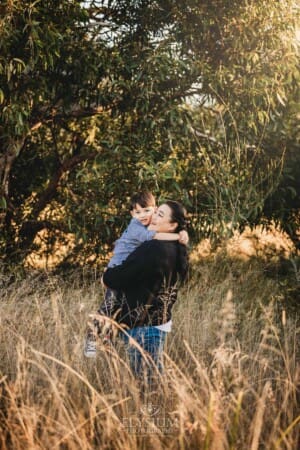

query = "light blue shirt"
[107,218,156,268]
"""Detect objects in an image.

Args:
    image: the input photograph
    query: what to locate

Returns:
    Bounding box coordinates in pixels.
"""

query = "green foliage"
[0,0,299,267]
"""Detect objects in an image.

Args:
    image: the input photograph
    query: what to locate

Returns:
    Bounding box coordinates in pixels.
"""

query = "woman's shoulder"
[140,239,179,254]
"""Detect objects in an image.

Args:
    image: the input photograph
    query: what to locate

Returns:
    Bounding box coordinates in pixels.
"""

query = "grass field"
[0,251,299,449]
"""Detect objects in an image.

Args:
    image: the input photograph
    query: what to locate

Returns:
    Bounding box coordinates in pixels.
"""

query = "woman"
[100,200,189,377]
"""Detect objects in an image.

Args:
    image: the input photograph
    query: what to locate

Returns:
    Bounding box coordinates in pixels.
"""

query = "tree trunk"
[0,137,25,222]
[0,138,26,265]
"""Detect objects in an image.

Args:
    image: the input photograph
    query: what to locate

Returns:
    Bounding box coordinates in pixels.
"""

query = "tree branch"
[19,219,70,240]
[30,104,110,132]
[30,150,98,220]
[17,148,98,255]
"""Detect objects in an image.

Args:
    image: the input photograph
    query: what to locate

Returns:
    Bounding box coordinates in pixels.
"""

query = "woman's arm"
[154,232,179,241]
[103,240,157,291]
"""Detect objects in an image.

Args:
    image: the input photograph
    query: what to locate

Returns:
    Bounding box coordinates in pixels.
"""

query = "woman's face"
[148,204,178,233]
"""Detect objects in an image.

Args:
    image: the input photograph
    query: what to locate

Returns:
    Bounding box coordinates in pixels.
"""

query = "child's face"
[130,203,155,226]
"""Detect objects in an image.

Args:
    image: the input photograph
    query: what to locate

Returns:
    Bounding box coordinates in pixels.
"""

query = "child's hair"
[129,191,156,210]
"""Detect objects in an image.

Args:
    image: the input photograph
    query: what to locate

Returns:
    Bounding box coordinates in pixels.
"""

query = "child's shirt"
[107,218,156,268]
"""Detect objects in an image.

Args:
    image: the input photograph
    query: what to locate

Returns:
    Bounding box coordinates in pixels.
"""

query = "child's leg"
[84,289,117,357]
[98,288,117,316]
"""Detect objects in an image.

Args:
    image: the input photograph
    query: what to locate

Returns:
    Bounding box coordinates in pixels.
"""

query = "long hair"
[165,200,189,283]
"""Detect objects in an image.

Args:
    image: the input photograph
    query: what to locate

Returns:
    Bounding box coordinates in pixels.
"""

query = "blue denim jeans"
[121,326,167,378]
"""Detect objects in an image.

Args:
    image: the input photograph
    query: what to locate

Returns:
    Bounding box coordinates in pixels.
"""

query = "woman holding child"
[86,193,189,377]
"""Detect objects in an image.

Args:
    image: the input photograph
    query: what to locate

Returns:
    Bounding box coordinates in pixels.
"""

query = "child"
[84,191,188,357]
[107,191,187,268]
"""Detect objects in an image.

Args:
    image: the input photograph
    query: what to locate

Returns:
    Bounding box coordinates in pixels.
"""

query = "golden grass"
[0,258,299,449]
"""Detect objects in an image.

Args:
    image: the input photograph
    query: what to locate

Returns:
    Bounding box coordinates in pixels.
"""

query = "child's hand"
[179,230,189,246]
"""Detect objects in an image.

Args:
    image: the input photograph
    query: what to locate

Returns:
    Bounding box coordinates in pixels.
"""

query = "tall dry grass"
[0,257,299,449]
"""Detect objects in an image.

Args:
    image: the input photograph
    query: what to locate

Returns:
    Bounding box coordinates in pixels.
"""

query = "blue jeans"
[121,326,167,378]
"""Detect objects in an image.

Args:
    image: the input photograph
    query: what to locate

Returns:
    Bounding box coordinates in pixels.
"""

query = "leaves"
[0,0,299,265]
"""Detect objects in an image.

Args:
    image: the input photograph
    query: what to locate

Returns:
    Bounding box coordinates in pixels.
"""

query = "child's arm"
[154,230,189,245]
[154,232,179,241]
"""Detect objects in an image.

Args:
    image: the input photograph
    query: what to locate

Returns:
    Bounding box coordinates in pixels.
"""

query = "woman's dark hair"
[165,200,187,233]
[165,200,189,283]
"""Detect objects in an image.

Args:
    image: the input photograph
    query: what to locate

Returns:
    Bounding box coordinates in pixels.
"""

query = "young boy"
[84,191,188,357]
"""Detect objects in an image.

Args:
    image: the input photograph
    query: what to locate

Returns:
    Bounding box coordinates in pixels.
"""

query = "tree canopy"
[0,0,299,267]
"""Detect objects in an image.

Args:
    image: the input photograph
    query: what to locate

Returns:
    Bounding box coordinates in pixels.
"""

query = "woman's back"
[103,239,187,327]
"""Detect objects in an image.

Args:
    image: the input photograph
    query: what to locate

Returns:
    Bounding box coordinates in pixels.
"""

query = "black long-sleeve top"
[102,239,186,328]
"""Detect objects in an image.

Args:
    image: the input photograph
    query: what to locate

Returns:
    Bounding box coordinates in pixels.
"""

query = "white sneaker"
[84,332,97,358]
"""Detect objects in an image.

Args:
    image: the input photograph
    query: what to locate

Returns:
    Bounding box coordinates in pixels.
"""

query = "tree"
[1,0,299,267]
[0,1,103,262]
[164,0,299,245]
